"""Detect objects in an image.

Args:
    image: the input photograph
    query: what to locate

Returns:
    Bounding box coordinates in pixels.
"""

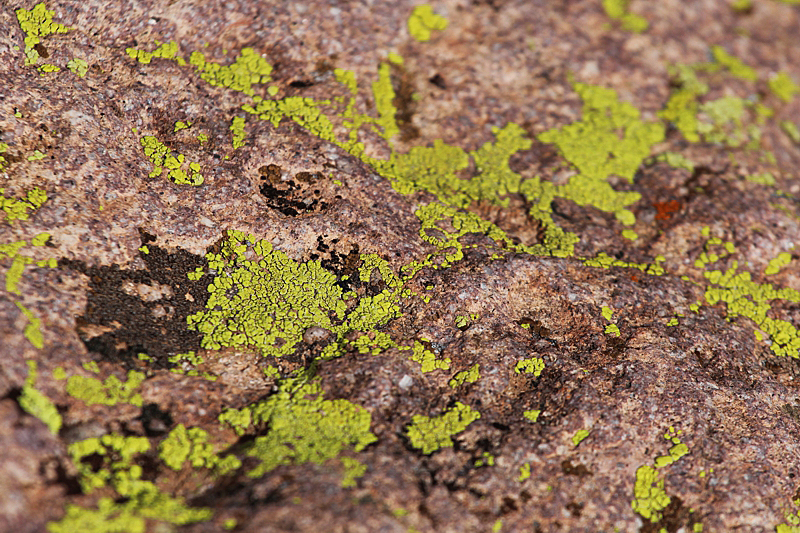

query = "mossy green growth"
[631,465,671,523]
[16,3,71,66]
[711,45,758,81]
[139,135,204,185]
[766,252,793,276]
[769,72,800,102]
[406,402,480,454]
[50,433,212,533]
[126,40,185,65]
[18,360,61,434]
[0,142,8,170]
[65,369,146,406]
[536,83,664,228]
[159,424,241,474]
[66,58,88,77]
[230,116,246,149]
[448,363,480,388]
[1,187,48,222]
[189,48,272,96]
[407,5,449,42]
[602,0,649,32]
[218,380,377,477]
[187,230,408,359]
[514,357,544,377]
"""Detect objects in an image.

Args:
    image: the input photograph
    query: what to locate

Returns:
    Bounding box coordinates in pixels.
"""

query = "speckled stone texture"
[1,0,800,532]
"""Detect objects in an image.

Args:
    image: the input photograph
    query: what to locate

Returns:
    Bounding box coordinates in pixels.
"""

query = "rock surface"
[2,0,800,532]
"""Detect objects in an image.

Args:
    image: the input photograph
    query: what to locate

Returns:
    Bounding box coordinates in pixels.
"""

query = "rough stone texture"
[1,0,800,532]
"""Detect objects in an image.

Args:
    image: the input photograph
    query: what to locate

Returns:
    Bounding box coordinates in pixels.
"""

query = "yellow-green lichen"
[631,427,690,523]
[49,433,212,532]
[218,380,376,477]
[406,402,480,454]
[189,48,272,96]
[454,312,479,329]
[65,369,145,407]
[711,45,758,81]
[766,252,793,276]
[601,306,621,336]
[602,0,649,32]
[66,58,88,77]
[407,5,448,42]
[139,135,204,185]
[695,233,800,357]
[631,465,671,523]
[371,63,400,141]
[696,96,750,147]
[523,409,541,422]
[18,360,61,433]
[474,451,495,467]
[747,172,776,186]
[404,339,451,372]
[518,463,531,481]
[782,121,800,143]
[655,151,695,173]
[340,457,367,488]
[514,357,544,377]
[653,426,688,468]
[230,116,246,149]
[448,363,480,388]
[159,424,240,474]
[167,351,217,380]
[26,149,46,161]
[16,3,71,66]
[16,301,45,348]
[572,429,590,447]
[37,64,60,75]
[126,40,185,65]
[535,83,664,228]
[188,230,408,359]
[769,72,800,102]
[1,187,47,222]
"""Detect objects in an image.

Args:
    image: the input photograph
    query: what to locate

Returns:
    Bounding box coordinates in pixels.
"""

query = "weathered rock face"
[2,0,800,531]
